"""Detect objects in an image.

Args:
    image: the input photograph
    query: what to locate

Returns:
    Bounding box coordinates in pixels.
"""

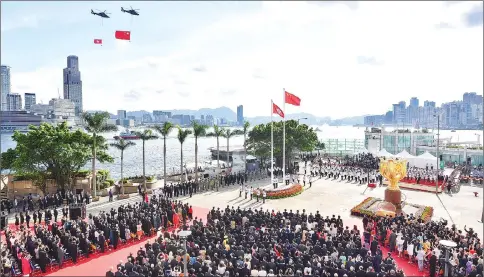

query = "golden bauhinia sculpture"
[379,159,407,191]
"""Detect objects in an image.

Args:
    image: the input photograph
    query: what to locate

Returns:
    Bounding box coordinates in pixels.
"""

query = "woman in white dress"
[406,241,414,264]
[397,235,404,257]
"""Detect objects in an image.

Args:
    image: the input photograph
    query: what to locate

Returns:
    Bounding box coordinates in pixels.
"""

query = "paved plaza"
[184,175,484,239]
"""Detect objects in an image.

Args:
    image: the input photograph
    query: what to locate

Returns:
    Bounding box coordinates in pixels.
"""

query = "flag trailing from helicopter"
[115,30,131,41]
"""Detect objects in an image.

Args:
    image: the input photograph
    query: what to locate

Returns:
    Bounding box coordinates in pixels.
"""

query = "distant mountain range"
[90,107,366,126]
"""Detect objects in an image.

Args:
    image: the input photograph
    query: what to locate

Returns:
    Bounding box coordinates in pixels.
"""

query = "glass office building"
[364,127,435,155]
[320,138,366,157]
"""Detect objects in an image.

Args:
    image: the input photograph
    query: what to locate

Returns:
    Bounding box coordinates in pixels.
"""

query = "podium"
[69,203,86,220]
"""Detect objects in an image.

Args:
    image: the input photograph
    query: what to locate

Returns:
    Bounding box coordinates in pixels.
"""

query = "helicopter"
[91,9,110,18]
[121,6,139,16]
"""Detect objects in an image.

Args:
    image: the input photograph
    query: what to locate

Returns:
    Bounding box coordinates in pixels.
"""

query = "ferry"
[451,129,456,132]
[113,129,140,140]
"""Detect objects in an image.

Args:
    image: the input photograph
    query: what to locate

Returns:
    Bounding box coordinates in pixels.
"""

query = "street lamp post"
[297,117,308,124]
[481,95,484,223]
[434,114,440,194]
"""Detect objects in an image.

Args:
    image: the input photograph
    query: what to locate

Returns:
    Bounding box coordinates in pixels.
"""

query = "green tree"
[134,129,158,190]
[191,121,208,182]
[176,126,192,181]
[247,120,318,169]
[315,141,325,155]
[9,122,112,193]
[242,121,251,171]
[222,128,243,167]
[1,149,18,189]
[152,122,174,188]
[81,112,117,196]
[110,138,136,195]
[206,125,225,168]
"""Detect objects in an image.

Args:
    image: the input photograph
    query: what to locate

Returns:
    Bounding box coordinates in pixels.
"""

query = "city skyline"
[1,1,483,117]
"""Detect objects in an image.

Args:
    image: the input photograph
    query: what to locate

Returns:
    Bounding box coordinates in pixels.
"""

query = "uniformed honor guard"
[249,186,253,200]
[256,189,260,202]
[239,184,243,197]
[244,186,249,199]
[262,189,267,203]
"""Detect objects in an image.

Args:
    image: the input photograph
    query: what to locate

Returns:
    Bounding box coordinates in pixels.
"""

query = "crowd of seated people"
[111,207,410,277]
[110,205,483,277]
[363,214,482,277]
[1,194,193,277]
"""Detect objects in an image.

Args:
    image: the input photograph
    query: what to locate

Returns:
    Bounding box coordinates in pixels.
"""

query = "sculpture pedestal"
[385,188,402,212]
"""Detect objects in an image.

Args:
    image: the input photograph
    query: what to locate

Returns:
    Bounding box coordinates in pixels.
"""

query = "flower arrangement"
[351,197,433,222]
[253,184,304,199]
[350,197,379,217]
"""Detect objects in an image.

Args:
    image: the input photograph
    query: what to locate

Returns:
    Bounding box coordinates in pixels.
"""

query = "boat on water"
[113,129,140,140]
[451,129,456,132]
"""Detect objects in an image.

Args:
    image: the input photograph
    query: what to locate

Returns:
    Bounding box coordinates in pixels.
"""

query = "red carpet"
[346,217,426,277]
[45,206,209,277]
[22,206,426,276]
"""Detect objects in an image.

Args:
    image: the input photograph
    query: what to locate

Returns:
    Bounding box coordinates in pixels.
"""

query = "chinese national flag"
[272,102,285,118]
[93,39,103,45]
[115,30,131,41]
[285,91,301,106]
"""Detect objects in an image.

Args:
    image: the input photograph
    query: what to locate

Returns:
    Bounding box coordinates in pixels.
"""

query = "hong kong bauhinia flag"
[285,91,301,106]
[272,102,285,118]
[93,39,103,45]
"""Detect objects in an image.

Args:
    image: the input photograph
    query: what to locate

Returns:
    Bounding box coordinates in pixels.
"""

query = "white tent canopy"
[413,151,437,168]
[377,149,394,157]
[396,149,417,166]
[396,149,414,159]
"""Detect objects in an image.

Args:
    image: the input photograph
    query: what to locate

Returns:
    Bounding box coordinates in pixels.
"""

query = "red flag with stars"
[93,39,103,45]
[285,91,301,106]
[272,102,284,118]
[115,30,131,41]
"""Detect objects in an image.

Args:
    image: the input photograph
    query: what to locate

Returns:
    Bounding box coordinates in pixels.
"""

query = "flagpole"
[271,100,274,185]
[282,88,286,185]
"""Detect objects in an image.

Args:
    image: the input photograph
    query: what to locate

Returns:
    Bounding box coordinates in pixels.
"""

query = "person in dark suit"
[106,267,115,277]
[370,237,378,256]
[99,231,106,253]
[429,251,437,277]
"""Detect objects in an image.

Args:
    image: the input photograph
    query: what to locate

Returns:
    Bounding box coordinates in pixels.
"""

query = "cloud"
[124,90,141,101]
[177,91,190,97]
[6,1,483,118]
[220,89,237,96]
[435,22,453,29]
[463,3,483,27]
[356,56,383,66]
[193,65,207,72]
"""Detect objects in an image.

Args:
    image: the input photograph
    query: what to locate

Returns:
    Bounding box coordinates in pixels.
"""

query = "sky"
[1,1,483,118]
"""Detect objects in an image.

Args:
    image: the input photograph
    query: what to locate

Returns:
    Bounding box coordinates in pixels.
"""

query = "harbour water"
[1,125,482,180]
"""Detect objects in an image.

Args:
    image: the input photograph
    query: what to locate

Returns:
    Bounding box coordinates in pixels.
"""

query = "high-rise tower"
[63,55,83,115]
[1,65,11,111]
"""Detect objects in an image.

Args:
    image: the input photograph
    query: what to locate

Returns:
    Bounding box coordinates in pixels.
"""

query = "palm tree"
[222,128,243,167]
[109,138,136,195]
[152,122,174,188]
[177,126,192,182]
[242,121,251,171]
[191,121,209,183]
[206,125,225,168]
[81,112,117,197]
[134,129,158,190]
